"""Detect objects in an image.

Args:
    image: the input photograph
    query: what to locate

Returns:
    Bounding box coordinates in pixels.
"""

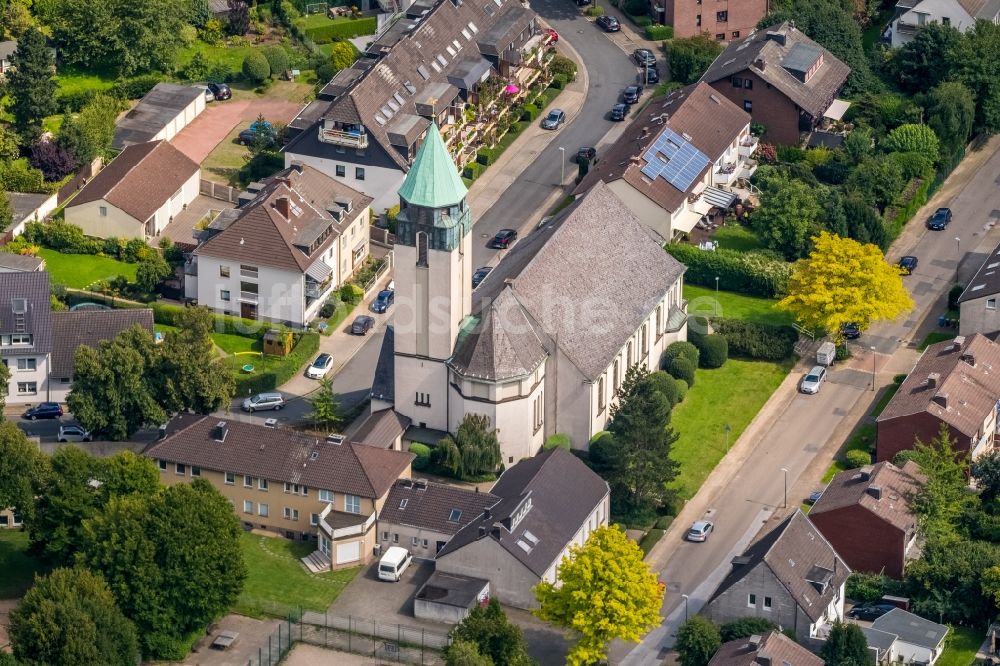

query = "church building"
[382,125,688,464]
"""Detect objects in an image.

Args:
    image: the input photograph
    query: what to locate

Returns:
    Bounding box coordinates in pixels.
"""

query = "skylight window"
[417,65,431,80]
[461,28,472,39]
[289,201,302,216]
[387,99,400,112]
[436,54,448,67]
[516,539,532,553]
[381,105,394,118]
[523,530,539,544]
[310,451,319,460]
[448,509,462,522]
[446,46,457,57]
[400,498,408,509]
[393,92,406,105]
[404,81,417,94]
[468,21,478,33]
[374,113,387,125]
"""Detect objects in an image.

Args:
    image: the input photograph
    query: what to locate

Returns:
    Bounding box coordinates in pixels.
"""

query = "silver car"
[242,392,285,412]
[687,520,713,542]
[800,365,827,394]
[57,425,92,442]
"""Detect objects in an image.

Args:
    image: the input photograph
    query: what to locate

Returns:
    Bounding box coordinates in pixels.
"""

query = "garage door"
[335,541,360,564]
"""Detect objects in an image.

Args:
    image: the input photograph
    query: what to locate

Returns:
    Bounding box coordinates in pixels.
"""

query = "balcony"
[318,503,376,540]
[714,162,738,187]
[739,136,759,158]
[319,123,369,149]
[239,291,258,303]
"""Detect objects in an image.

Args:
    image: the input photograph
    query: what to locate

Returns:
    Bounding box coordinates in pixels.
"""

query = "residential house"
[378,478,499,559]
[702,510,850,647]
[653,0,769,41]
[889,0,1000,47]
[284,0,549,211]
[207,0,232,19]
[807,461,922,579]
[7,191,58,237]
[574,81,757,242]
[957,240,1000,337]
[708,630,824,666]
[380,126,688,462]
[0,254,44,273]
[0,40,16,76]
[112,83,206,150]
[876,333,1000,462]
[64,140,200,240]
[185,163,372,327]
[866,608,949,665]
[435,447,610,609]
[144,414,415,571]
[701,23,851,145]
[0,508,23,528]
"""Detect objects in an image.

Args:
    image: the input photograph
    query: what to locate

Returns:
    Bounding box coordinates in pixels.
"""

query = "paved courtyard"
[175,614,282,666]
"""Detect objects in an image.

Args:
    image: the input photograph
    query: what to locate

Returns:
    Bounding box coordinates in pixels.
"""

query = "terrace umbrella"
[504,84,520,94]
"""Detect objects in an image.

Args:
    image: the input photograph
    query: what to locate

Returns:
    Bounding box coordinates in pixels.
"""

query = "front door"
[240,302,257,319]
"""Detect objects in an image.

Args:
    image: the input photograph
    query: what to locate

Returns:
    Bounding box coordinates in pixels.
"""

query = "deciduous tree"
[445,640,495,666]
[29,139,77,181]
[820,622,870,666]
[923,81,975,160]
[7,27,56,142]
[328,40,357,72]
[439,414,502,479]
[153,306,235,415]
[750,178,823,259]
[846,155,905,211]
[949,20,1000,134]
[57,93,122,164]
[28,445,104,563]
[892,22,961,93]
[134,251,172,294]
[0,420,45,520]
[448,599,534,666]
[666,35,724,85]
[675,616,721,666]
[882,123,939,157]
[973,450,1000,502]
[534,525,663,665]
[228,0,250,35]
[777,232,913,339]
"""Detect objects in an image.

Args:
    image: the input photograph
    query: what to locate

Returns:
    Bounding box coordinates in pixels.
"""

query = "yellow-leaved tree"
[534,525,663,665]
[777,231,913,339]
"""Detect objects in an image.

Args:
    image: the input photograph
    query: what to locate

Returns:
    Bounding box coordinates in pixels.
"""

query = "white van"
[378,546,412,582]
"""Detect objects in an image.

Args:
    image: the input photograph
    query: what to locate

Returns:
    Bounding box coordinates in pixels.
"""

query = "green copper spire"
[397,123,468,209]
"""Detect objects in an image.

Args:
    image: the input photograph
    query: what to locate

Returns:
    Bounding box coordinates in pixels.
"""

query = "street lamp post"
[715,276,719,294]
[955,236,961,256]
[870,346,877,392]
[780,467,788,509]
[681,594,690,622]
[558,147,565,185]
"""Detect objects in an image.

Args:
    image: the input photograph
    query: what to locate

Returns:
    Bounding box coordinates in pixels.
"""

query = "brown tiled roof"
[68,140,199,223]
[194,163,372,273]
[701,22,850,118]
[379,479,499,535]
[809,460,923,532]
[709,511,850,623]
[50,309,154,378]
[145,414,414,498]
[348,409,411,449]
[574,82,750,215]
[709,631,823,666]
[877,334,1000,438]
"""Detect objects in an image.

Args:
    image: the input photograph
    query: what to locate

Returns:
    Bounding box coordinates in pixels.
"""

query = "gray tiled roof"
[449,289,548,381]
[50,309,154,378]
[957,240,1000,302]
[112,83,204,150]
[0,40,16,61]
[0,272,52,356]
[145,414,414,499]
[0,253,43,272]
[379,479,499,535]
[809,460,922,532]
[862,626,898,655]
[708,631,823,666]
[7,192,51,227]
[709,510,850,623]
[437,447,609,577]
[700,22,850,118]
[872,608,948,650]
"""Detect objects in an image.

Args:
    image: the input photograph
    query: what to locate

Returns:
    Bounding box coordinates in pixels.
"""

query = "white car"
[687,520,714,542]
[306,353,334,379]
[800,365,827,394]
[57,425,92,442]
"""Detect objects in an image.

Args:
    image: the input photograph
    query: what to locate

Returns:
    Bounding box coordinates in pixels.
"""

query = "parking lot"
[328,560,442,631]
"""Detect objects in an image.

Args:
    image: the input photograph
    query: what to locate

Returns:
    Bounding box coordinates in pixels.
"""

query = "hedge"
[845,449,872,468]
[663,340,699,368]
[632,15,652,27]
[304,17,377,43]
[233,332,320,395]
[645,25,672,40]
[644,370,680,406]
[666,356,695,387]
[665,243,792,298]
[549,74,568,90]
[476,148,499,166]
[462,162,482,180]
[520,103,540,121]
[710,318,797,360]
[410,443,432,470]
[692,333,728,368]
[885,173,933,239]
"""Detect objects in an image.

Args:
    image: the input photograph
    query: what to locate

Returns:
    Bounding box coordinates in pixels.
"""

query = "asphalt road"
[471,0,647,267]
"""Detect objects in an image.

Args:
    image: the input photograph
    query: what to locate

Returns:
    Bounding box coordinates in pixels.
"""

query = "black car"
[577,146,597,162]
[644,66,659,84]
[492,229,518,249]
[610,103,627,121]
[841,322,861,339]
[596,15,620,31]
[23,402,63,421]
[371,289,395,313]
[238,120,276,146]
[351,315,375,335]
[847,603,896,621]
[633,48,656,66]
[207,82,232,101]
[927,207,953,230]
[472,266,493,288]
[898,255,918,274]
[623,85,643,104]
[575,0,592,5]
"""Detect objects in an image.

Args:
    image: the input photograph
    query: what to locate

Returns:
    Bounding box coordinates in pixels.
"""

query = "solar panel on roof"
[639,127,710,192]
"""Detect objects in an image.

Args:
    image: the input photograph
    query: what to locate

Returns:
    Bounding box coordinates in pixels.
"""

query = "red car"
[545,28,558,43]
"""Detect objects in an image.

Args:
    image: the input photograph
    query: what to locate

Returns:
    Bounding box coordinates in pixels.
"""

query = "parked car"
[202,86,215,102]
[623,85,643,104]
[633,48,656,66]
[596,15,620,31]
[805,490,824,505]
[207,82,232,101]
[472,266,493,288]
[575,0,592,6]
[238,120,275,146]
[544,27,559,42]
[57,425,92,442]
[491,229,518,249]
[644,66,660,84]
[577,146,597,162]
[898,255,918,274]
[927,207,953,230]
[242,392,285,412]
[841,322,861,339]
[22,402,62,421]
[847,603,896,621]
[372,289,395,313]
[800,365,827,394]
[687,520,714,542]
[351,315,375,335]
[306,353,334,379]
[541,108,566,130]
[610,103,627,121]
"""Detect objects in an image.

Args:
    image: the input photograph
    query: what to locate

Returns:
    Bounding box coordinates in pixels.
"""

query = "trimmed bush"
[585,5,604,15]
[893,373,908,384]
[710,318,797,360]
[589,430,611,448]
[663,341,699,368]
[520,103,540,121]
[644,370,680,406]
[242,51,271,82]
[544,433,571,450]
[948,284,964,310]
[262,45,290,79]
[665,244,792,298]
[720,618,778,642]
[409,443,432,470]
[693,333,728,368]
[666,356,695,387]
[846,449,872,468]
[548,74,568,90]
[655,515,674,530]
[476,148,499,166]
[108,74,162,100]
[303,17,378,43]
[462,162,482,180]
[645,24,673,40]
[675,379,687,403]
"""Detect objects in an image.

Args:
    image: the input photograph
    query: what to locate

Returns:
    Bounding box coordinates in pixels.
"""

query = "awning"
[701,186,737,210]
[305,259,333,282]
[823,98,851,120]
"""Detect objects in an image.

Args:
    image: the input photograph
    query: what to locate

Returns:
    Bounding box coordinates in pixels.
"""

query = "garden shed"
[263,329,293,357]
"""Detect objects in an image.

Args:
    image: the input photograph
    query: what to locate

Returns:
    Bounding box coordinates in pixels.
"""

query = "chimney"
[961,351,976,367]
[478,525,487,537]
[483,507,491,521]
[867,485,883,500]
[858,465,874,481]
[932,392,949,408]
[290,161,304,173]
[748,635,762,649]
[766,31,786,46]
[275,196,290,219]
[211,421,228,442]
[927,372,941,388]
[954,335,966,347]
[754,57,766,71]
[158,424,167,440]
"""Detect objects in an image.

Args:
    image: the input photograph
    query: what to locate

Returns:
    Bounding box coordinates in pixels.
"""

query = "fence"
[361,251,393,298]
[201,179,241,204]
[369,225,396,248]
[246,620,296,666]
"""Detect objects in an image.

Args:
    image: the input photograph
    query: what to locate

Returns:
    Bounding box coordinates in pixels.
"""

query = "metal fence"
[246,620,296,666]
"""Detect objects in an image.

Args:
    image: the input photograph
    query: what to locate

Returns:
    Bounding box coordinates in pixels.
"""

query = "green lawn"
[670,359,793,499]
[201,123,252,186]
[38,249,138,289]
[0,529,45,598]
[871,383,900,418]
[234,533,359,617]
[919,331,956,350]
[175,42,257,74]
[937,625,982,666]
[55,67,115,98]
[683,284,794,327]
[822,424,876,483]
[713,225,764,252]
[212,331,259,354]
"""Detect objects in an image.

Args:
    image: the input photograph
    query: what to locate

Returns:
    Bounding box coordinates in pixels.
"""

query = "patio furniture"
[211,630,239,650]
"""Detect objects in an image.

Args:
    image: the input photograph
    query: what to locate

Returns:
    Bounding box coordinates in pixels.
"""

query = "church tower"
[392,124,472,430]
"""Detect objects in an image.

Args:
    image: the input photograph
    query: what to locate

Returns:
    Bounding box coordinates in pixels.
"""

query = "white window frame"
[748,593,756,607]
[310,513,320,526]
[258,503,269,517]
[318,489,334,503]
[175,463,186,475]
[345,494,361,514]
[243,500,254,514]
[224,471,235,485]
[244,475,253,488]
[258,478,268,491]
[158,459,167,471]
[16,358,35,371]
[988,298,997,310]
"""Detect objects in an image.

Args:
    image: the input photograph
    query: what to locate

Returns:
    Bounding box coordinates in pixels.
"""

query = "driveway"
[171,97,304,164]
[328,560,442,630]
